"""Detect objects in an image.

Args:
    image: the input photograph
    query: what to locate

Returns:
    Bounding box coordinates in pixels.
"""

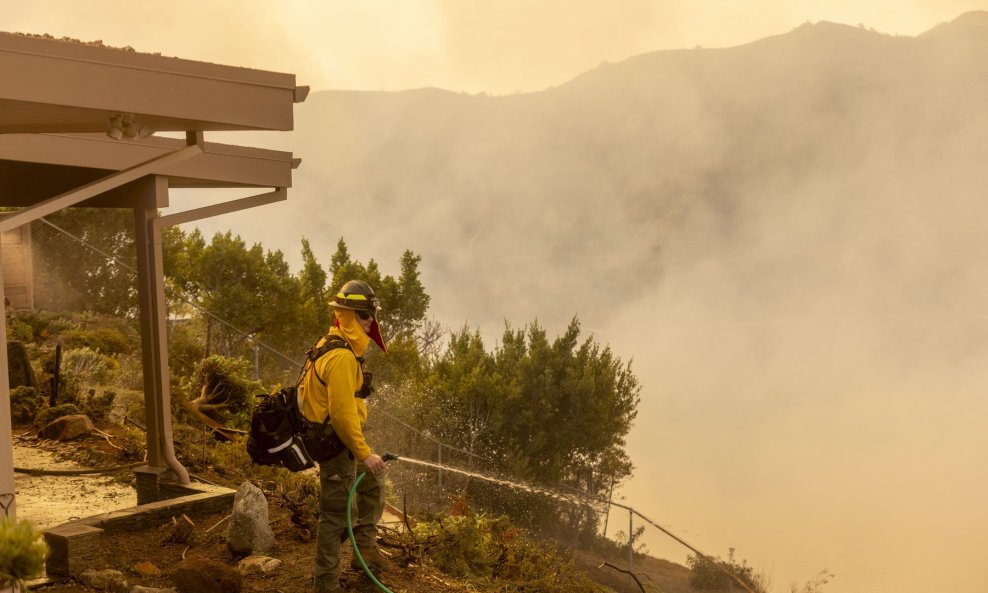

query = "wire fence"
[35,215,754,593]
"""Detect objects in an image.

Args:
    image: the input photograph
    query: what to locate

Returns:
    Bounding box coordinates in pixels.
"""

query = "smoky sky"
[8,5,988,592]
[5,0,984,93]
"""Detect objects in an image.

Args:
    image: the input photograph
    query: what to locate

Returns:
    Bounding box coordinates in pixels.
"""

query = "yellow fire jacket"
[298,313,372,461]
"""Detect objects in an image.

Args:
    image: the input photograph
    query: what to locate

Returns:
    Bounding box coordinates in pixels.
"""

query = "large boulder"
[169,557,241,593]
[38,414,94,441]
[225,481,275,556]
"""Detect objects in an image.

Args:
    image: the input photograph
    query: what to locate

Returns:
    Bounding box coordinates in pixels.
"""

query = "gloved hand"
[362,453,385,475]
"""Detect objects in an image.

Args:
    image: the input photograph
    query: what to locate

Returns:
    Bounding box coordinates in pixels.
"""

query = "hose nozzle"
[381,452,399,463]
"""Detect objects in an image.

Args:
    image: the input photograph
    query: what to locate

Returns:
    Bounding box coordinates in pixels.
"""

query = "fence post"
[628,509,633,573]
[437,442,443,491]
[254,342,260,380]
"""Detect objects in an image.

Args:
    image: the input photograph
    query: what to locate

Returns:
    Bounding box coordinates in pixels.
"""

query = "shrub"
[8,318,36,343]
[10,386,41,425]
[187,355,263,429]
[82,389,116,423]
[35,403,82,427]
[115,354,145,391]
[61,327,134,356]
[0,518,47,589]
[688,550,767,593]
[62,346,117,385]
[116,426,147,461]
[413,511,607,593]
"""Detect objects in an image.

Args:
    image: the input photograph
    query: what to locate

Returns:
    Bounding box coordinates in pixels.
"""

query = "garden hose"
[347,453,398,593]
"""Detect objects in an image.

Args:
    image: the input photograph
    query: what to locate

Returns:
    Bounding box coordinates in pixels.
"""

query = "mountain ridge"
[227,12,988,335]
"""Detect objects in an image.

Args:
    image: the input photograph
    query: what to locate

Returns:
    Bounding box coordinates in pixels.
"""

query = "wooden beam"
[0,32,298,133]
[156,188,287,228]
[0,144,201,232]
[0,134,296,193]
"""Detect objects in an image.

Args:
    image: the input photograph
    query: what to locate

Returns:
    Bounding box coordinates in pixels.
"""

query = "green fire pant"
[313,452,384,592]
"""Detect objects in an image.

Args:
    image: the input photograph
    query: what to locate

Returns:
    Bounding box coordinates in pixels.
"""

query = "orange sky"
[5,0,986,93]
[6,3,988,593]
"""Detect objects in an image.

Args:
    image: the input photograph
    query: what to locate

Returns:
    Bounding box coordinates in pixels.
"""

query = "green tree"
[166,230,299,359]
[390,317,640,535]
[326,238,431,382]
[490,318,638,491]
[31,208,137,315]
[296,237,331,342]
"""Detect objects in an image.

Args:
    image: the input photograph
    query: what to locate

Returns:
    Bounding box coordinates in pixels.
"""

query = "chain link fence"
[37,216,755,593]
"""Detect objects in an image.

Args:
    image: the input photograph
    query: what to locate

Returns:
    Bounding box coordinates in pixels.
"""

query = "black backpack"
[246,386,313,472]
[245,335,360,470]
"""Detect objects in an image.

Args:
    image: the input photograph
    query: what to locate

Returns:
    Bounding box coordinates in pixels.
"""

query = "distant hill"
[247,11,988,334]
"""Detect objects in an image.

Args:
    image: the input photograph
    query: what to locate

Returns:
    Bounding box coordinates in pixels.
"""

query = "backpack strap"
[305,335,360,387]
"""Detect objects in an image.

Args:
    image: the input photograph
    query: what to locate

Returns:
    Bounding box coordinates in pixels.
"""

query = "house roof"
[0,31,307,134]
[0,31,306,201]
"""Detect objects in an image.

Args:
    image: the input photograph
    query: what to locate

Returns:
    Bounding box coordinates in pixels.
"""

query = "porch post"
[0,244,14,520]
[133,175,189,487]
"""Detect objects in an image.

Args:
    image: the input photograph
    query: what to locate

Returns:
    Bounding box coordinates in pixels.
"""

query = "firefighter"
[300,279,389,593]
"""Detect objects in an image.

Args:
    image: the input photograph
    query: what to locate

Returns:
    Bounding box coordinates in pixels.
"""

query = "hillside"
[170,14,988,591]
[210,11,988,337]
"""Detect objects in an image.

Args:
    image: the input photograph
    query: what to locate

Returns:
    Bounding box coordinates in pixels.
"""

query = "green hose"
[347,470,395,593]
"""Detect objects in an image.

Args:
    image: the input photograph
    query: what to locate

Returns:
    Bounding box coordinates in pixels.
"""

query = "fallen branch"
[178,399,245,440]
[92,427,124,451]
[163,514,196,544]
[204,514,231,534]
[599,562,649,593]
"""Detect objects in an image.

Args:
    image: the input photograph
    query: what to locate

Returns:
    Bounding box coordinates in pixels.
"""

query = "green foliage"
[8,317,37,343]
[187,355,263,428]
[61,347,117,385]
[688,550,767,593]
[164,229,303,360]
[60,327,134,356]
[35,403,81,427]
[167,320,206,381]
[0,518,48,589]
[328,239,431,349]
[116,426,147,460]
[413,511,606,593]
[417,513,501,577]
[31,208,137,314]
[390,317,639,536]
[82,389,116,423]
[10,386,40,425]
[114,354,146,391]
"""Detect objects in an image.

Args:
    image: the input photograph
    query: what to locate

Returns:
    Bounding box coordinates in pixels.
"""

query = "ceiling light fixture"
[106,113,155,140]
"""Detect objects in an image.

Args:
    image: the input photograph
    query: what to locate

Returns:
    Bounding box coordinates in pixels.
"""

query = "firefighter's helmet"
[331,280,381,314]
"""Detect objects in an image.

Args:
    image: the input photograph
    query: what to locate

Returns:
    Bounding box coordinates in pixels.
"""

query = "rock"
[225,481,274,556]
[169,557,242,593]
[79,568,130,593]
[38,414,94,441]
[133,560,163,577]
[236,555,281,575]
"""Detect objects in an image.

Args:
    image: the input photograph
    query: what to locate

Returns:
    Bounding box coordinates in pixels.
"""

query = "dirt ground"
[15,425,692,593]
[13,427,467,593]
[34,503,470,593]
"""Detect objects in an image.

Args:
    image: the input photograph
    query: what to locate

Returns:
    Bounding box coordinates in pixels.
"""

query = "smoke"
[165,14,988,593]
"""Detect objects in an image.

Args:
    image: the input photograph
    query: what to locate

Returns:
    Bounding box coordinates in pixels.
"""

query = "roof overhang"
[0,32,307,134]
[0,134,299,200]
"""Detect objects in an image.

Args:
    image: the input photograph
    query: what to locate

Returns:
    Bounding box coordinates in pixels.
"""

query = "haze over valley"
[177,12,988,593]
